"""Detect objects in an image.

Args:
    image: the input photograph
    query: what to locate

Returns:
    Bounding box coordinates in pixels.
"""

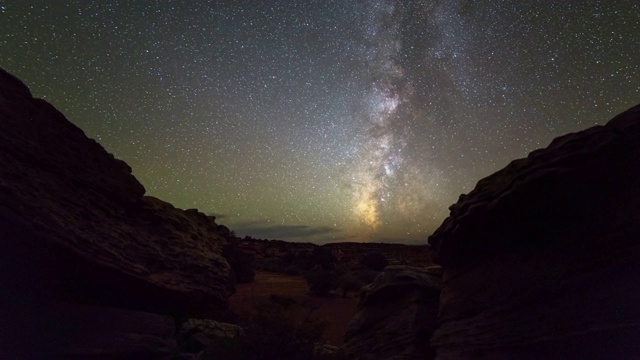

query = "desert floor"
[229,271,359,345]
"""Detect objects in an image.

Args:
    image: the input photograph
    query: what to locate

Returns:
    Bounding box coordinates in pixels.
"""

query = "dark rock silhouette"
[343,265,442,360]
[223,239,256,284]
[50,304,178,359]
[0,68,233,357]
[359,251,389,272]
[429,104,640,359]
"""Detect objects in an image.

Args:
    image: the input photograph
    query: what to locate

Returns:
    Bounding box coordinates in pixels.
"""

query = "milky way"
[2,1,638,243]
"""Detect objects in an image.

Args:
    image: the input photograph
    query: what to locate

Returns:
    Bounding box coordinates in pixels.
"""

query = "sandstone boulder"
[343,265,442,360]
[429,104,640,359]
[180,318,241,353]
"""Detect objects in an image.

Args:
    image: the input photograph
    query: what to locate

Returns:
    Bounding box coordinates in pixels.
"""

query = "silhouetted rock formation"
[0,68,233,356]
[344,265,442,360]
[429,104,640,359]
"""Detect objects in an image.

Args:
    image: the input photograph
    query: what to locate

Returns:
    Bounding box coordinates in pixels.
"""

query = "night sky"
[2,1,639,243]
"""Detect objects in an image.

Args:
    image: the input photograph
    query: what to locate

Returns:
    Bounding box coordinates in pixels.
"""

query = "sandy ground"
[229,271,359,346]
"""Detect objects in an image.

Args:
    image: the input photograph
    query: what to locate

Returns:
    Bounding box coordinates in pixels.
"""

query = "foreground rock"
[179,318,241,353]
[8,304,243,359]
[344,265,442,360]
[53,304,177,360]
[429,104,640,359]
[0,68,233,355]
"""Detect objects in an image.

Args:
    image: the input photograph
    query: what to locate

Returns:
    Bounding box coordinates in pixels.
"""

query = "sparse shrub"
[217,225,232,237]
[268,294,296,308]
[259,259,287,273]
[355,269,380,286]
[338,272,362,298]
[223,242,255,284]
[284,266,300,276]
[293,251,314,272]
[282,251,295,265]
[311,246,337,270]
[202,299,326,360]
[360,252,388,272]
[304,268,339,297]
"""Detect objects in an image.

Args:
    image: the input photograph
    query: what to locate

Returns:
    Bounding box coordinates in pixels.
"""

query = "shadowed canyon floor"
[230,271,359,347]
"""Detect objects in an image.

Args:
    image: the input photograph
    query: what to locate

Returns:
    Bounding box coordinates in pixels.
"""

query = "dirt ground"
[229,271,359,346]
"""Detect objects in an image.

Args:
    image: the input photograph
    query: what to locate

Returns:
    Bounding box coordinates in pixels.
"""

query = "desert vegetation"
[223,240,255,284]
[229,272,359,347]
[203,296,343,360]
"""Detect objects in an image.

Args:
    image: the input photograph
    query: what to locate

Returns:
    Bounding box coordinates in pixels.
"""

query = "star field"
[2,1,639,243]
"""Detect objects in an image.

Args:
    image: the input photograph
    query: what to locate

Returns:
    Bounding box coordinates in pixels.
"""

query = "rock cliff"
[429,104,640,359]
[0,68,234,356]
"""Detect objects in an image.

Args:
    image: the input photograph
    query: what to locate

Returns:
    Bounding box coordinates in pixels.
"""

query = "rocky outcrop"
[343,265,442,360]
[429,104,640,359]
[0,68,234,355]
[179,318,241,353]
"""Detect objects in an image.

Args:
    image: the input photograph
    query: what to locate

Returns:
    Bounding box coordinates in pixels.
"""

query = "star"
[2,0,638,243]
